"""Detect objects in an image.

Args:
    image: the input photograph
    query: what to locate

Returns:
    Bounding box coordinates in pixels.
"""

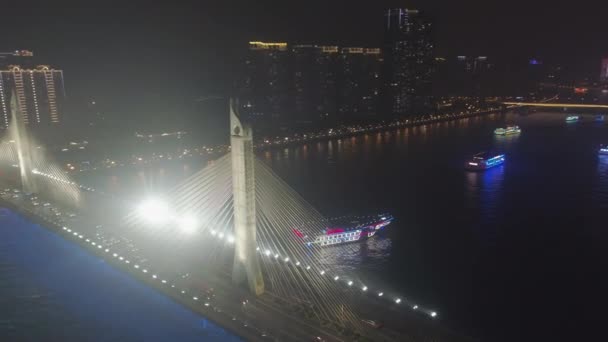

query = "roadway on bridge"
[0,179,473,342]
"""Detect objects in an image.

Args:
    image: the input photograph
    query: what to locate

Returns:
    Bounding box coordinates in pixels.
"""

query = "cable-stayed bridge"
[0,95,467,341]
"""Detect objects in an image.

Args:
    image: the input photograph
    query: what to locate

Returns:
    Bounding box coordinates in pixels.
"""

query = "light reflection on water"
[75,112,608,340]
[317,235,393,274]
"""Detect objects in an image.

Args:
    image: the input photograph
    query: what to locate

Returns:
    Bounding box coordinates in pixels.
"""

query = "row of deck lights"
[58,223,273,339]
[31,168,96,192]
[206,227,438,318]
[23,187,439,321]
[58,195,439,319]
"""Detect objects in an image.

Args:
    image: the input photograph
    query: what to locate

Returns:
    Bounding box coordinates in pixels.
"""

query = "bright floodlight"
[362,286,368,291]
[347,281,353,286]
[431,311,437,317]
[395,298,401,304]
[378,292,384,297]
[177,215,198,233]
[138,198,170,225]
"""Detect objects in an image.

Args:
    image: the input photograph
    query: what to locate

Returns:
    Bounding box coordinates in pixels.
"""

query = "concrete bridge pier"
[229,99,264,296]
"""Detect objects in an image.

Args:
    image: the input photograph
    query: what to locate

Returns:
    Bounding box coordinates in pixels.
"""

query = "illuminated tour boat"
[494,126,521,135]
[465,152,505,171]
[293,214,394,247]
[565,115,580,122]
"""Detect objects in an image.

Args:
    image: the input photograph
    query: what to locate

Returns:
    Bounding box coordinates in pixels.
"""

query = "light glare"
[138,198,170,225]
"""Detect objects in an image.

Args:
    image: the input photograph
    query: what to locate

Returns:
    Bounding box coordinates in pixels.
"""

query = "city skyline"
[1,1,607,130]
[2,3,608,341]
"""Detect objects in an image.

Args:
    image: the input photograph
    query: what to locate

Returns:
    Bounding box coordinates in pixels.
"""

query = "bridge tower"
[229,99,264,296]
[9,90,37,194]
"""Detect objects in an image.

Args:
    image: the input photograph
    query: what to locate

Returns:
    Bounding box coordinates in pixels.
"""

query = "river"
[0,208,241,341]
[17,111,608,341]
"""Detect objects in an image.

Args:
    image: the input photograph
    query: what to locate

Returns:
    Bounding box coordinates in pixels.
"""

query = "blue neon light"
[484,155,505,167]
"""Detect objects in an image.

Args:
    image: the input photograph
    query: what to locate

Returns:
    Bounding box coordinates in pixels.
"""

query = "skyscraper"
[292,45,338,124]
[337,48,382,119]
[240,41,290,131]
[241,42,382,132]
[0,64,65,129]
[383,9,434,115]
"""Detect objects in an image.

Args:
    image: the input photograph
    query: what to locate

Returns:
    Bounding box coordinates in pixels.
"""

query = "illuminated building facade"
[0,64,65,129]
[240,41,290,130]
[292,45,338,123]
[240,42,382,131]
[337,47,382,118]
[383,8,434,115]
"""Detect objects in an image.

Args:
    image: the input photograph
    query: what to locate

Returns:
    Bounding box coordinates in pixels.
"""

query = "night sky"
[1,1,607,131]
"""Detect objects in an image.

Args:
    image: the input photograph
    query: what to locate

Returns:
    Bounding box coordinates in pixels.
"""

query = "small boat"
[599,145,608,155]
[566,115,579,122]
[465,152,505,171]
[494,126,521,135]
[595,115,605,122]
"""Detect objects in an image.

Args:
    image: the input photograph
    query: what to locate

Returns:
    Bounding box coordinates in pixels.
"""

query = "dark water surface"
[0,209,240,341]
[44,112,608,340]
[259,112,608,341]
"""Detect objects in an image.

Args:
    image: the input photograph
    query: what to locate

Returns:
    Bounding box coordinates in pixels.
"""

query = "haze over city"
[1,2,608,342]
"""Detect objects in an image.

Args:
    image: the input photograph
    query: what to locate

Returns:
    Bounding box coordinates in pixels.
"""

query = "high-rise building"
[450,56,493,97]
[0,64,65,129]
[383,8,434,115]
[600,57,608,83]
[241,42,382,131]
[240,41,290,130]
[338,48,382,118]
[292,45,338,123]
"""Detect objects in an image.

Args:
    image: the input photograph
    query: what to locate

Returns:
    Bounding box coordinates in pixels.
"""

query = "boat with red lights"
[293,214,393,247]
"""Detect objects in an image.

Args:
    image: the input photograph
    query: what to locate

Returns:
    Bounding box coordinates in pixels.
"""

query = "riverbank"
[253,107,504,150]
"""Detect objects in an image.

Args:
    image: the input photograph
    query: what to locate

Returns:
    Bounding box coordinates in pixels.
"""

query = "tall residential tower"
[383,9,434,115]
[0,63,65,129]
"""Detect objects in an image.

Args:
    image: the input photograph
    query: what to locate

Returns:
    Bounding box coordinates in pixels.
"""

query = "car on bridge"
[361,319,384,329]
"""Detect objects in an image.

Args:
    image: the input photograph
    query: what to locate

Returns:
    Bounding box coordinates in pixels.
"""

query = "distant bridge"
[502,102,608,109]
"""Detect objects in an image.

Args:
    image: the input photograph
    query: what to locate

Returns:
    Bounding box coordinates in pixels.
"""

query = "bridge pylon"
[9,90,37,194]
[229,99,264,296]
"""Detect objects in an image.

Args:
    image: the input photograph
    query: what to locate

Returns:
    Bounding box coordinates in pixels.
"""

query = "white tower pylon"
[9,89,37,194]
[229,99,264,296]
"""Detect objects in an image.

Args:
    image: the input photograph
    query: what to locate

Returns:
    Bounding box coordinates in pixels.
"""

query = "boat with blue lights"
[566,115,580,122]
[293,214,394,247]
[465,152,505,171]
[599,145,608,155]
[595,115,605,122]
[494,126,521,135]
